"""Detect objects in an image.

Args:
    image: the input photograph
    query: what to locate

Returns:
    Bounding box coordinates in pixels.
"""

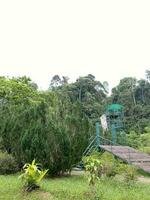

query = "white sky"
[0,0,150,91]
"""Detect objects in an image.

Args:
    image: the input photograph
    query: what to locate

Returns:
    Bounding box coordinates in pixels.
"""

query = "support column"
[96,122,100,146]
[111,124,116,145]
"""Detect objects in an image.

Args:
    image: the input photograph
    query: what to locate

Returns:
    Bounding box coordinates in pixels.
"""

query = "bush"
[91,152,123,177]
[127,131,142,148]
[0,151,18,174]
[83,152,132,178]
[139,146,150,155]
[83,156,101,185]
[123,165,137,184]
[99,152,119,177]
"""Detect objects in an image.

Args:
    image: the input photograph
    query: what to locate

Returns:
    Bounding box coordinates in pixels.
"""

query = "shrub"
[139,146,150,155]
[0,151,18,174]
[83,152,136,181]
[123,165,137,183]
[140,132,150,147]
[19,159,48,192]
[89,152,123,177]
[83,156,101,186]
[127,131,142,148]
[99,152,119,177]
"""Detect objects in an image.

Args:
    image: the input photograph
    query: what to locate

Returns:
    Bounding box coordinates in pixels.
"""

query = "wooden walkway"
[99,145,150,173]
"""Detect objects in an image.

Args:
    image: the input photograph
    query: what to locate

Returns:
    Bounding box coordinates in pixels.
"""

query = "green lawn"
[0,174,150,200]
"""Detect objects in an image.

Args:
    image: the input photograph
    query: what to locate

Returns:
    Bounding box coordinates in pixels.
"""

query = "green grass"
[0,174,150,200]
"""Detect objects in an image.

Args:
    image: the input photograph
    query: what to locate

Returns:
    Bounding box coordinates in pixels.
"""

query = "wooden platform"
[99,145,150,173]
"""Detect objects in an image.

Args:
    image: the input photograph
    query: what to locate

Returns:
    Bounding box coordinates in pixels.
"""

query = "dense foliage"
[0,70,150,175]
[127,127,150,154]
[49,74,107,122]
[0,76,96,175]
[0,151,18,174]
[83,152,137,183]
[111,70,150,132]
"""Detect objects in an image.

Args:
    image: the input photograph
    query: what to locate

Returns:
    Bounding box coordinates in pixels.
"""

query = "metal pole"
[111,124,116,145]
[96,122,100,146]
[128,148,131,163]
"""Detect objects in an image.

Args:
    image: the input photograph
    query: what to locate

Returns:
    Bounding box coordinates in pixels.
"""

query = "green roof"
[107,104,123,111]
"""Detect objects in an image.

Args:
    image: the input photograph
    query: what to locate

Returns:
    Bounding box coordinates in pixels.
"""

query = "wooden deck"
[99,145,150,173]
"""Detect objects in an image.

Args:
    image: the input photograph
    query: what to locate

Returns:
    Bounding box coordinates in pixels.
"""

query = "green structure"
[82,104,125,157]
[106,104,124,129]
[105,104,125,145]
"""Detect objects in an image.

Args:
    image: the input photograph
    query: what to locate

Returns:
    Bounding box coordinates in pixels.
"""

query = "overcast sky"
[0,0,150,91]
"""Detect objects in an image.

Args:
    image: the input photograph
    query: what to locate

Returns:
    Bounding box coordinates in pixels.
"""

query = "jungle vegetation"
[0,70,150,175]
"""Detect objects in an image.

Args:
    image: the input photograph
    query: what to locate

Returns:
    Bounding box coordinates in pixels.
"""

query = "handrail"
[82,134,132,163]
[99,135,132,162]
[99,135,122,146]
[82,136,96,156]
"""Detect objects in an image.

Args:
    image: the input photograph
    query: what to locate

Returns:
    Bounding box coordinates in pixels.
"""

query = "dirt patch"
[37,191,53,199]
[71,169,84,176]
[138,176,150,184]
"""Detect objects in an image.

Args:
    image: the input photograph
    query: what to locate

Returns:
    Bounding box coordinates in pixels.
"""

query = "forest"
[0,70,150,176]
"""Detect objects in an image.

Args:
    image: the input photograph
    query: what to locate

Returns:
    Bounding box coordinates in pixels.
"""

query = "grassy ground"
[0,174,150,200]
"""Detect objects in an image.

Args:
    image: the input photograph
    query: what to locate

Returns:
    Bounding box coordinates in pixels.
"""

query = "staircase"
[100,145,150,173]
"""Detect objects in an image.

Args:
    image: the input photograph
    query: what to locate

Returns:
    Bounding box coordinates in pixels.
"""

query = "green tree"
[110,72,150,132]
[51,74,108,123]
[0,77,92,175]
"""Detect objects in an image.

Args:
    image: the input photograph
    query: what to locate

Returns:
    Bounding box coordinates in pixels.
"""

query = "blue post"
[96,122,100,146]
[111,124,116,145]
